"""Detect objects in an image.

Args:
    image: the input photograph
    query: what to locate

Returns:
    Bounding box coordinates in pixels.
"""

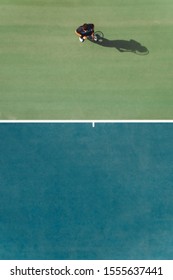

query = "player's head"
[83,23,88,30]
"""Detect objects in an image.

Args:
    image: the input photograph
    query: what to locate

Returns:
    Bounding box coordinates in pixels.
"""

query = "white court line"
[0,120,173,123]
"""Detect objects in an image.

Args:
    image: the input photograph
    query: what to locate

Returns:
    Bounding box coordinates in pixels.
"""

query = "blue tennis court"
[0,123,173,259]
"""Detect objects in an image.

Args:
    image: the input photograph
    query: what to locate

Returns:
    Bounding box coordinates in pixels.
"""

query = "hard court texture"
[0,123,173,259]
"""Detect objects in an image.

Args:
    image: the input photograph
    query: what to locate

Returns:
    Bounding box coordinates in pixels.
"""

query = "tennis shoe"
[93,35,98,42]
[79,37,84,42]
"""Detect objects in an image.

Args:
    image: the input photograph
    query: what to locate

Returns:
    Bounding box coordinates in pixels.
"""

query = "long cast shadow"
[90,37,149,55]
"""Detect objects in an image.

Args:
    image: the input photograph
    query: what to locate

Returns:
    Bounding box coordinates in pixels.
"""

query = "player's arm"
[75,30,81,36]
[75,29,85,39]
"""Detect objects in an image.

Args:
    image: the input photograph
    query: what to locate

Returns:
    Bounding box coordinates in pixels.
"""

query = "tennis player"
[75,23,95,42]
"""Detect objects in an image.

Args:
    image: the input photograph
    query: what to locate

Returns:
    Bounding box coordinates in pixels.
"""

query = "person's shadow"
[90,36,149,55]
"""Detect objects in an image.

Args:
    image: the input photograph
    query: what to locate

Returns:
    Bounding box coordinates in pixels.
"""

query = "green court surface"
[0,0,173,120]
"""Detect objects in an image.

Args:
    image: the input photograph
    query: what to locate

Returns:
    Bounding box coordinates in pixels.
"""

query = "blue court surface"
[0,123,173,260]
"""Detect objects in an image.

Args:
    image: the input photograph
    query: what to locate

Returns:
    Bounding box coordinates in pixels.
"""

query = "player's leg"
[86,31,97,41]
[88,31,97,41]
[75,30,85,42]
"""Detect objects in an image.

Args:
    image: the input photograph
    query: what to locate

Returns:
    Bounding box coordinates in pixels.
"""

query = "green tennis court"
[0,0,173,120]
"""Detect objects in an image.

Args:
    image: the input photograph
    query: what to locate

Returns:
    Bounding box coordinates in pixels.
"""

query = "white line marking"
[1,120,173,123]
